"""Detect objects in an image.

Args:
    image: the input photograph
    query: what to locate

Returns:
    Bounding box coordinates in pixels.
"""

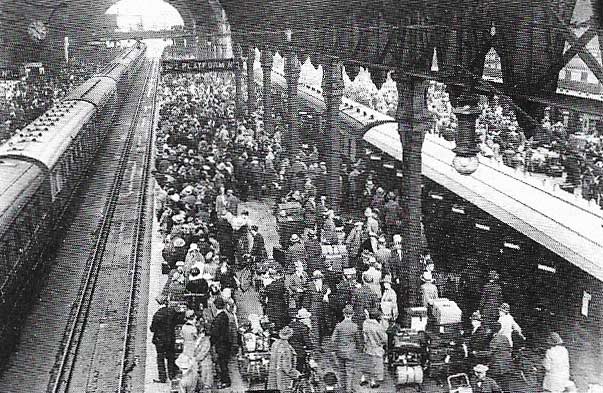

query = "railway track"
[46,58,159,393]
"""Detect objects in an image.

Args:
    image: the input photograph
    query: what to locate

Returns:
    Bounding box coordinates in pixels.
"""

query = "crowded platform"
[150,68,590,393]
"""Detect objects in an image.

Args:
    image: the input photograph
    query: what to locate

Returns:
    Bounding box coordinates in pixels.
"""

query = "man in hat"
[288,308,314,373]
[480,270,503,331]
[332,267,359,323]
[150,295,178,383]
[225,189,239,216]
[387,234,408,313]
[346,222,364,267]
[264,268,290,330]
[382,192,400,236]
[331,304,361,393]
[303,270,332,347]
[498,302,524,347]
[284,260,308,310]
[374,235,391,270]
[186,267,209,310]
[249,225,267,261]
[361,308,387,388]
[267,326,301,393]
[543,332,571,393]
[419,271,439,308]
[471,364,502,393]
[488,322,512,392]
[464,311,491,367]
[305,228,323,274]
[209,297,231,388]
[286,234,307,270]
[303,195,318,230]
[351,271,381,330]
[322,209,339,245]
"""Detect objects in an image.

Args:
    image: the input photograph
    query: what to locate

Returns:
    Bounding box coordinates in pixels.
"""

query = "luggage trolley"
[388,327,427,391]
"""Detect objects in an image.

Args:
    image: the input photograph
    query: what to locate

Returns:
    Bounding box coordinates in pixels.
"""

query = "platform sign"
[161,58,243,74]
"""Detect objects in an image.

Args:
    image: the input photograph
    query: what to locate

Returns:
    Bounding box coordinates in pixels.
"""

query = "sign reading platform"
[161,59,243,73]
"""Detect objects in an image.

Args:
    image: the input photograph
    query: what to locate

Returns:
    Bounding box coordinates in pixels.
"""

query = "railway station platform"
[143,194,434,393]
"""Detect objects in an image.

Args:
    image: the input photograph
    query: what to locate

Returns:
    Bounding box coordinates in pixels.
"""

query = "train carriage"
[0,42,147,365]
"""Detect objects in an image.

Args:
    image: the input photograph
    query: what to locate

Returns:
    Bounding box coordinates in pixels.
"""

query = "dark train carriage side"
[0,158,50,361]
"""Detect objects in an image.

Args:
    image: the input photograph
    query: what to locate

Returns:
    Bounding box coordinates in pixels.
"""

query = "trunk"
[396,76,430,307]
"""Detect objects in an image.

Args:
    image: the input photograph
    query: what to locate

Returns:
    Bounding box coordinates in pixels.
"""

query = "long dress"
[194,336,214,390]
[181,321,198,358]
[267,339,299,393]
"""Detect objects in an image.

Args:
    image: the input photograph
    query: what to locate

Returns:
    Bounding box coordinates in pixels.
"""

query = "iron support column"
[246,45,257,115]
[322,60,344,212]
[260,47,274,135]
[284,49,301,155]
[233,44,244,119]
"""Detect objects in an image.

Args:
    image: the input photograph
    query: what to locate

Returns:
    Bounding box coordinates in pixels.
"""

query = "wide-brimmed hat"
[470,311,482,321]
[499,302,510,314]
[420,271,434,283]
[343,304,354,316]
[343,267,356,276]
[176,354,194,371]
[172,214,186,224]
[290,234,300,243]
[296,308,312,319]
[312,270,324,280]
[354,221,363,227]
[473,364,489,373]
[173,237,186,247]
[189,243,198,251]
[546,332,564,346]
[279,326,294,339]
[307,228,317,236]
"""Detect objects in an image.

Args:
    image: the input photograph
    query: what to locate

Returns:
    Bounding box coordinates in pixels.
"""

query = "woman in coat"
[181,310,199,358]
[193,325,214,390]
[542,332,571,393]
[267,326,301,393]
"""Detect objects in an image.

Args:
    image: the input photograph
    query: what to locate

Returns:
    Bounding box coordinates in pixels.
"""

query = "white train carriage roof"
[64,76,117,107]
[0,157,45,239]
[0,100,96,171]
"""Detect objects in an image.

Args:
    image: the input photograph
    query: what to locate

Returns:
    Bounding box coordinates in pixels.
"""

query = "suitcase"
[392,328,426,349]
[432,299,462,325]
[396,365,424,385]
[277,202,303,217]
[404,307,428,331]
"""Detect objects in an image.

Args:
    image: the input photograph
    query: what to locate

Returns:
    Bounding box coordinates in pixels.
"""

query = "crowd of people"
[0,50,124,144]
[148,69,586,393]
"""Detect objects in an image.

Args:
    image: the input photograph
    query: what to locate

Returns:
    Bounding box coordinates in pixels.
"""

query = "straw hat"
[279,326,294,340]
[296,308,312,319]
[312,270,324,280]
[290,234,300,243]
[473,364,489,373]
[499,302,510,314]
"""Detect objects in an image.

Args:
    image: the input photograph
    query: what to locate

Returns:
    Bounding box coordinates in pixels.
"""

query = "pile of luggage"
[424,298,465,382]
[321,244,348,273]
